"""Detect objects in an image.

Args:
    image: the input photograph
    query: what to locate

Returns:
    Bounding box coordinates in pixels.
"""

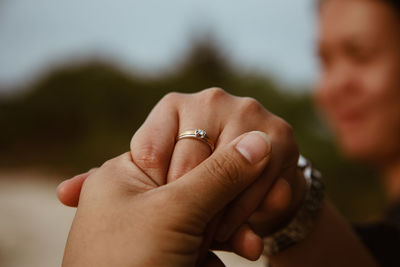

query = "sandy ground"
[0,171,267,267]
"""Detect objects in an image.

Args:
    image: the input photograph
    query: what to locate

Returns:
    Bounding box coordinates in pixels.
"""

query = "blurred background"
[0,0,385,266]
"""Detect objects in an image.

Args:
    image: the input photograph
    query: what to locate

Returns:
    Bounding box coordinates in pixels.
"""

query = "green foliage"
[0,39,384,221]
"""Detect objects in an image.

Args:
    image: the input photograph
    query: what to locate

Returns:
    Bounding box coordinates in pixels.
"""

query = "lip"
[334,108,366,128]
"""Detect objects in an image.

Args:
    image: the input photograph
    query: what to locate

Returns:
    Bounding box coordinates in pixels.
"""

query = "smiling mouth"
[335,109,367,129]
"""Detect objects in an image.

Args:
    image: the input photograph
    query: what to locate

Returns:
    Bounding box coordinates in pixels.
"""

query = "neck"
[382,157,400,204]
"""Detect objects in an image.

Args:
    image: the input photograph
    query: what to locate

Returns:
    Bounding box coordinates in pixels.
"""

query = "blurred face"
[315,0,400,165]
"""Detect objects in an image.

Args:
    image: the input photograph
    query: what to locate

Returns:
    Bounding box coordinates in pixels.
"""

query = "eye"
[317,48,331,70]
[344,42,375,64]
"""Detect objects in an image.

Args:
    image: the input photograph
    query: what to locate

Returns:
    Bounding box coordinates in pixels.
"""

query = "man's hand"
[59,88,306,260]
[63,131,271,267]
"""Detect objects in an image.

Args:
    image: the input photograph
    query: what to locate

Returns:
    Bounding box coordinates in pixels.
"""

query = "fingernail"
[235,131,271,165]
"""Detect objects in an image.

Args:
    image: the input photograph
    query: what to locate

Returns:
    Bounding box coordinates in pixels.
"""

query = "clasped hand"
[59,88,306,266]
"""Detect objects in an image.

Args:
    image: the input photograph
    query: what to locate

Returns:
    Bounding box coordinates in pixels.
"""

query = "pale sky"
[0,0,319,90]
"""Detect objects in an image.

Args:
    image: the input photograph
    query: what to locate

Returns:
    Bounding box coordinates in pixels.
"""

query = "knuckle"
[98,157,126,181]
[272,118,299,160]
[101,157,120,171]
[199,87,228,104]
[85,153,133,191]
[102,153,131,170]
[274,118,295,140]
[161,91,182,104]
[272,193,292,213]
[238,97,263,115]
[131,144,164,170]
[206,153,243,187]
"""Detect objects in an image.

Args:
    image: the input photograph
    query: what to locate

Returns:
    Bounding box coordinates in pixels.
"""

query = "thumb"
[173,131,272,220]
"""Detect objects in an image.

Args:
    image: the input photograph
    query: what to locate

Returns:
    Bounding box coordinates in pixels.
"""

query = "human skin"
[59,0,400,265]
[315,0,400,202]
[58,88,305,261]
[60,88,378,267]
[63,132,271,266]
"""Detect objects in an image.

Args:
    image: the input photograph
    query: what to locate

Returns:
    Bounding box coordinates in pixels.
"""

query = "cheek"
[364,60,400,122]
[356,66,400,159]
[372,92,400,150]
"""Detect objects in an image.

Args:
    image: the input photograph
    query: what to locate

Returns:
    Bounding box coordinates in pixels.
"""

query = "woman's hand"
[63,132,271,267]
[58,88,306,259]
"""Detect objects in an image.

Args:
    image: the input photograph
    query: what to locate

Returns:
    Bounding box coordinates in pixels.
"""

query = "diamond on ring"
[195,129,207,139]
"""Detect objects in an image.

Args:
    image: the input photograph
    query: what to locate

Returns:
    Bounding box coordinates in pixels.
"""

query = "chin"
[337,134,378,164]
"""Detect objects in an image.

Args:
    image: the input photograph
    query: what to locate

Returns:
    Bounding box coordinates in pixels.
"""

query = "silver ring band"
[176,129,215,153]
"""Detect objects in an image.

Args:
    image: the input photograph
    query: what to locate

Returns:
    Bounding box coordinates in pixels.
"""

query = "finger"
[210,97,272,149]
[212,224,263,261]
[209,116,299,242]
[259,177,292,212]
[130,95,179,186]
[167,127,219,183]
[57,168,98,207]
[57,173,88,207]
[251,169,307,236]
[202,119,280,241]
[167,88,236,182]
[197,211,224,265]
[228,224,263,261]
[215,159,297,242]
[167,98,224,261]
[248,177,293,236]
[171,131,272,222]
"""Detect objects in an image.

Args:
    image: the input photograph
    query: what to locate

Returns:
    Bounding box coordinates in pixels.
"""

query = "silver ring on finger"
[176,129,215,153]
